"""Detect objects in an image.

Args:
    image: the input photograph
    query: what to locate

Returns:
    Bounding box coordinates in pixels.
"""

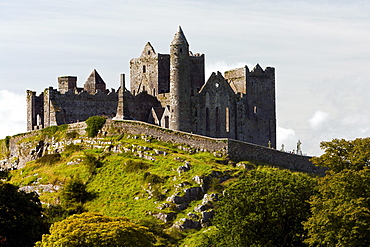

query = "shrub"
[65,131,79,139]
[85,116,106,137]
[4,136,11,149]
[59,179,90,213]
[0,181,47,247]
[35,213,156,247]
[123,159,149,172]
[144,172,164,184]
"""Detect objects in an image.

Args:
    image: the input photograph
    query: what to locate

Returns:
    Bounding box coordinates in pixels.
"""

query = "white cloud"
[308,110,329,129]
[277,126,299,152]
[0,90,26,139]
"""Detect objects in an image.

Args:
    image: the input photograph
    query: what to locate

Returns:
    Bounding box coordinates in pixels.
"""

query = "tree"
[0,181,46,247]
[211,168,317,247]
[312,138,370,173]
[304,168,370,246]
[304,138,370,246]
[35,213,156,247]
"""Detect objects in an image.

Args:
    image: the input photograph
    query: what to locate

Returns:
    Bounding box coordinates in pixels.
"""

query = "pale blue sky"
[1,0,370,155]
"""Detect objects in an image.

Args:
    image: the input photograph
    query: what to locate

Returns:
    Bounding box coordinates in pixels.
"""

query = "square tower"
[58,76,77,94]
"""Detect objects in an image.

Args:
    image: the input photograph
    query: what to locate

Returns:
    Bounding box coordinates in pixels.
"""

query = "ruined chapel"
[27,27,276,148]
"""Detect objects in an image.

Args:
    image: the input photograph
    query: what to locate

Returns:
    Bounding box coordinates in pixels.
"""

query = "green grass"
[6,129,272,246]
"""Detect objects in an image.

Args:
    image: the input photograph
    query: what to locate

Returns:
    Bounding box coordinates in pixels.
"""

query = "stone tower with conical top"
[169,26,192,132]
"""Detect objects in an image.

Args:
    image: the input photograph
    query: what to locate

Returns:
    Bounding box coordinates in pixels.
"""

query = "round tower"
[169,26,192,132]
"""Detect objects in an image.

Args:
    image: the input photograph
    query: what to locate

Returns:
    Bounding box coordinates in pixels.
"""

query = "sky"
[1,0,369,156]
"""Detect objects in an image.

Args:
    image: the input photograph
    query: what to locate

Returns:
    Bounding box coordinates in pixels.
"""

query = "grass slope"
[4,125,273,245]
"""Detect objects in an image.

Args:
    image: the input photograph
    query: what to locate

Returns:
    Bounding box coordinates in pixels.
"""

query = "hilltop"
[0,118,325,246]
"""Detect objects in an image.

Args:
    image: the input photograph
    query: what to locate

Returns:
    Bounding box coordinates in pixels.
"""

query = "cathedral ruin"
[27,27,276,148]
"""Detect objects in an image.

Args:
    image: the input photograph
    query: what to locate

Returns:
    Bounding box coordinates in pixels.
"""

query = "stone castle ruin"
[27,27,276,148]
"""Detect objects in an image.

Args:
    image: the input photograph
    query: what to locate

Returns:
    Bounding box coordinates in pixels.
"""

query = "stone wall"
[102,120,325,175]
[45,88,118,126]
[3,120,324,175]
[227,139,325,175]
[102,120,229,153]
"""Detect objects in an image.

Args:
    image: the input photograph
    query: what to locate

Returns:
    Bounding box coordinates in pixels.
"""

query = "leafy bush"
[60,179,90,213]
[211,168,317,246]
[4,136,11,149]
[35,213,156,247]
[144,172,164,184]
[207,177,223,193]
[64,131,79,139]
[123,159,149,172]
[42,205,70,225]
[0,169,9,180]
[0,181,47,247]
[85,116,106,137]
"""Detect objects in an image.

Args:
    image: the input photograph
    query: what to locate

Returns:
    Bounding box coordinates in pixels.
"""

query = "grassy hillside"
[4,124,258,245]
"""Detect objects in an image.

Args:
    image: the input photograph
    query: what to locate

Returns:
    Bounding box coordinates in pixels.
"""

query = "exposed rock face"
[166,187,203,204]
[201,210,215,227]
[153,212,176,223]
[177,161,191,174]
[172,218,201,230]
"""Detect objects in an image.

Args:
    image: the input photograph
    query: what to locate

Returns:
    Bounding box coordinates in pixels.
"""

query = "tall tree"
[311,138,370,173]
[0,181,46,247]
[304,138,370,246]
[211,168,317,247]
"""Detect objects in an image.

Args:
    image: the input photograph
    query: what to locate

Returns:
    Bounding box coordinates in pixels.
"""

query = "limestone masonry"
[27,27,276,148]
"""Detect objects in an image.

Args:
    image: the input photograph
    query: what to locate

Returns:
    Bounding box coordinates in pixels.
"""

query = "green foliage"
[63,143,83,157]
[36,153,61,166]
[82,152,101,175]
[304,138,370,246]
[207,177,224,193]
[123,159,150,172]
[144,172,164,184]
[0,137,10,159]
[35,213,156,247]
[0,169,9,180]
[4,136,11,149]
[42,205,70,225]
[60,179,89,213]
[0,181,46,247]
[180,226,218,247]
[304,168,370,246]
[312,138,370,173]
[85,116,106,137]
[41,125,68,138]
[211,168,317,247]
[64,130,79,139]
